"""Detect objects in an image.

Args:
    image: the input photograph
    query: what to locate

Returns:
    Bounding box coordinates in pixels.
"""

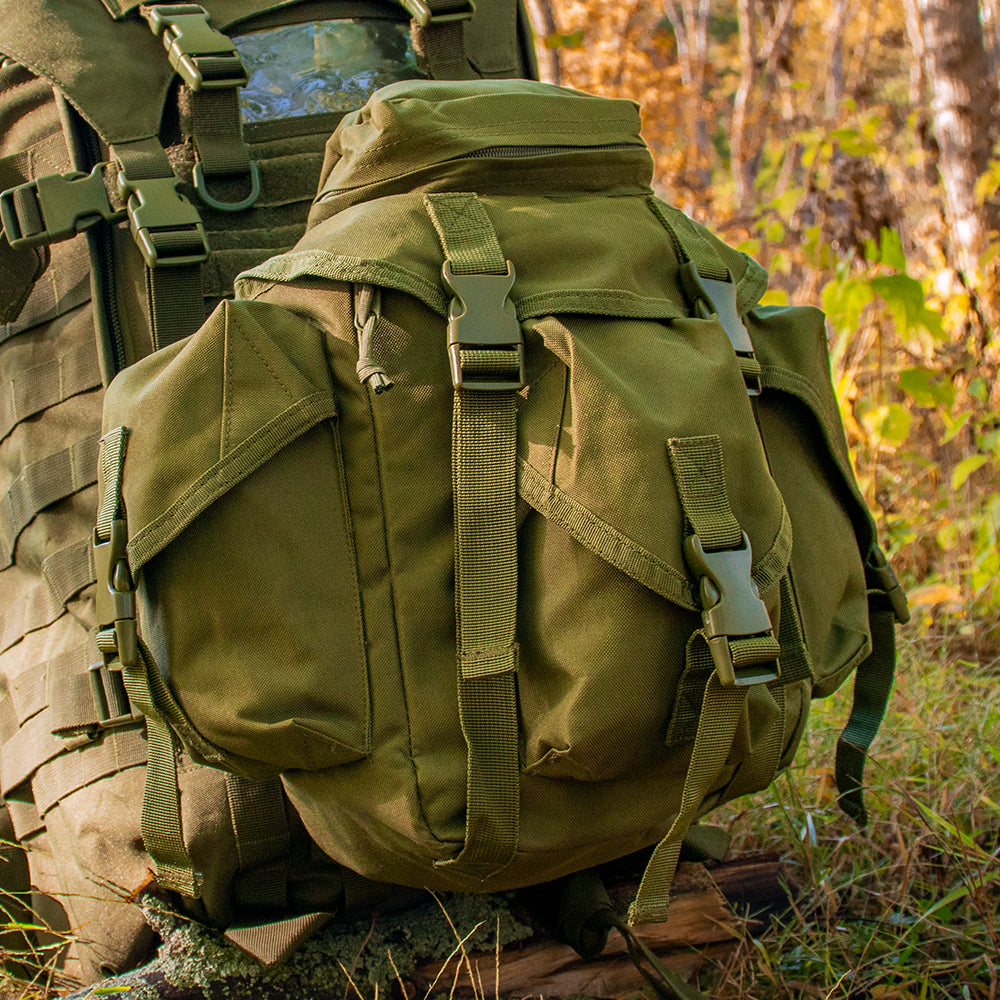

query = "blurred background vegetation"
[529,0,1000,664]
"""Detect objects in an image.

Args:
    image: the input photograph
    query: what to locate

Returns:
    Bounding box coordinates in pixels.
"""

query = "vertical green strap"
[629,646,745,926]
[835,603,897,826]
[95,428,202,897]
[406,0,481,82]
[633,434,784,924]
[425,192,520,879]
[426,193,508,275]
[667,435,743,550]
[227,774,291,909]
[113,138,207,352]
[647,199,729,281]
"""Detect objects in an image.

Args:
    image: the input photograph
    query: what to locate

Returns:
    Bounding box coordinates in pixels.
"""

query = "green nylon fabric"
[99,79,895,908]
[835,604,897,825]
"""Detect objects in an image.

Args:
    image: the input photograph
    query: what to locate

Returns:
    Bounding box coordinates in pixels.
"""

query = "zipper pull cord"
[354,284,394,394]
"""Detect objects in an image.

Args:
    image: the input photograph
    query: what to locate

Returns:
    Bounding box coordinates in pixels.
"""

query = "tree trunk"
[525,0,562,85]
[915,0,1000,277]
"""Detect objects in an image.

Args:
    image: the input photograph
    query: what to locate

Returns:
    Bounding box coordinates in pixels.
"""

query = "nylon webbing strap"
[0,433,100,567]
[629,658,744,925]
[425,192,520,879]
[667,435,781,684]
[95,427,202,896]
[405,0,480,80]
[144,2,261,214]
[648,199,763,393]
[226,774,290,909]
[630,437,786,923]
[649,200,728,282]
[667,436,742,550]
[113,138,207,353]
[835,601,897,826]
[0,343,102,442]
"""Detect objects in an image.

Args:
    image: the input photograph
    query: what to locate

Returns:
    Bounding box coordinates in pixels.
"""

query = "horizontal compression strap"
[0,433,100,567]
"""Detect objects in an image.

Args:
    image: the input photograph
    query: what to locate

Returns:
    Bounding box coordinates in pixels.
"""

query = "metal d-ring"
[192,160,260,212]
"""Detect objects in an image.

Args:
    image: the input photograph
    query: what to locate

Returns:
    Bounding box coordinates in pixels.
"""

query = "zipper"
[56,94,128,380]
[318,142,640,201]
[462,142,638,159]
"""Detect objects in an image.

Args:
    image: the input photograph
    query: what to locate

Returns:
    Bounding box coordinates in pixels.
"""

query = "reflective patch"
[232,20,426,123]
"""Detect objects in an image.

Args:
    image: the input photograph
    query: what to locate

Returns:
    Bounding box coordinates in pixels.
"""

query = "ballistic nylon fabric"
[0,433,99,567]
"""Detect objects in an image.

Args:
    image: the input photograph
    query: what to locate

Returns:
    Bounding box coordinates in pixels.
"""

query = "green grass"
[3,628,996,999]
[706,627,1000,999]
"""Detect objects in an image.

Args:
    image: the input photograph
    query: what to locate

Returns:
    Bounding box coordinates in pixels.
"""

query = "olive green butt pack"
[97,79,909,926]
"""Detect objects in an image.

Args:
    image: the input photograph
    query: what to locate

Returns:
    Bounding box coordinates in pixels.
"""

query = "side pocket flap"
[103,299,338,570]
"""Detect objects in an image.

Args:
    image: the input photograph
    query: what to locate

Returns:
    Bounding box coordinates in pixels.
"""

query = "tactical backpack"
[0,2,536,983]
[94,78,909,937]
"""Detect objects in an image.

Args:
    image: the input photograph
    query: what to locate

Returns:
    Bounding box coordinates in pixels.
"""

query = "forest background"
[516,0,999,996]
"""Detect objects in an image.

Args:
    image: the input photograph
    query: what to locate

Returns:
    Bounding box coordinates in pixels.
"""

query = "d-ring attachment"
[193,161,260,212]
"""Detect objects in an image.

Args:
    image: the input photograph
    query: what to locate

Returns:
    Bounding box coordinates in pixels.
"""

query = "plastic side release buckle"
[145,3,249,90]
[683,531,779,686]
[0,167,123,249]
[443,260,525,391]
[117,173,209,268]
[679,262,761,396]
[400,0,476,28]
[865,545,910,625]
[94,518,138,671]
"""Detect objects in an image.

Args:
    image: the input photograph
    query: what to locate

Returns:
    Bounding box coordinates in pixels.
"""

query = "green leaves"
[871,273,946,339]
[951,454,988,491]
[898,367,955,408]
[542,31,584,49]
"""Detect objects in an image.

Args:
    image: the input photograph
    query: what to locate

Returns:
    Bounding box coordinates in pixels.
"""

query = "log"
[56,855,791,1000]
[411,857,791,998]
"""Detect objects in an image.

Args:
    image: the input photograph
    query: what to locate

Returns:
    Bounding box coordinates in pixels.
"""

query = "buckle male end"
[0,167,122,249]
[146,4,249,90]
[679,262,761,396]
[117,173,209,268]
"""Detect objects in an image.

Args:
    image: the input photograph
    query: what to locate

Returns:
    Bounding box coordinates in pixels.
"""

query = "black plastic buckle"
[683,531,779,686]
[0,167,123,249]
[400,0,476,28]
[94,518,139,670]
[145,4,249,90]
[680,262,762,396]
[443,260,525,391]
[117,173,209,268]
[865,546,910,625]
